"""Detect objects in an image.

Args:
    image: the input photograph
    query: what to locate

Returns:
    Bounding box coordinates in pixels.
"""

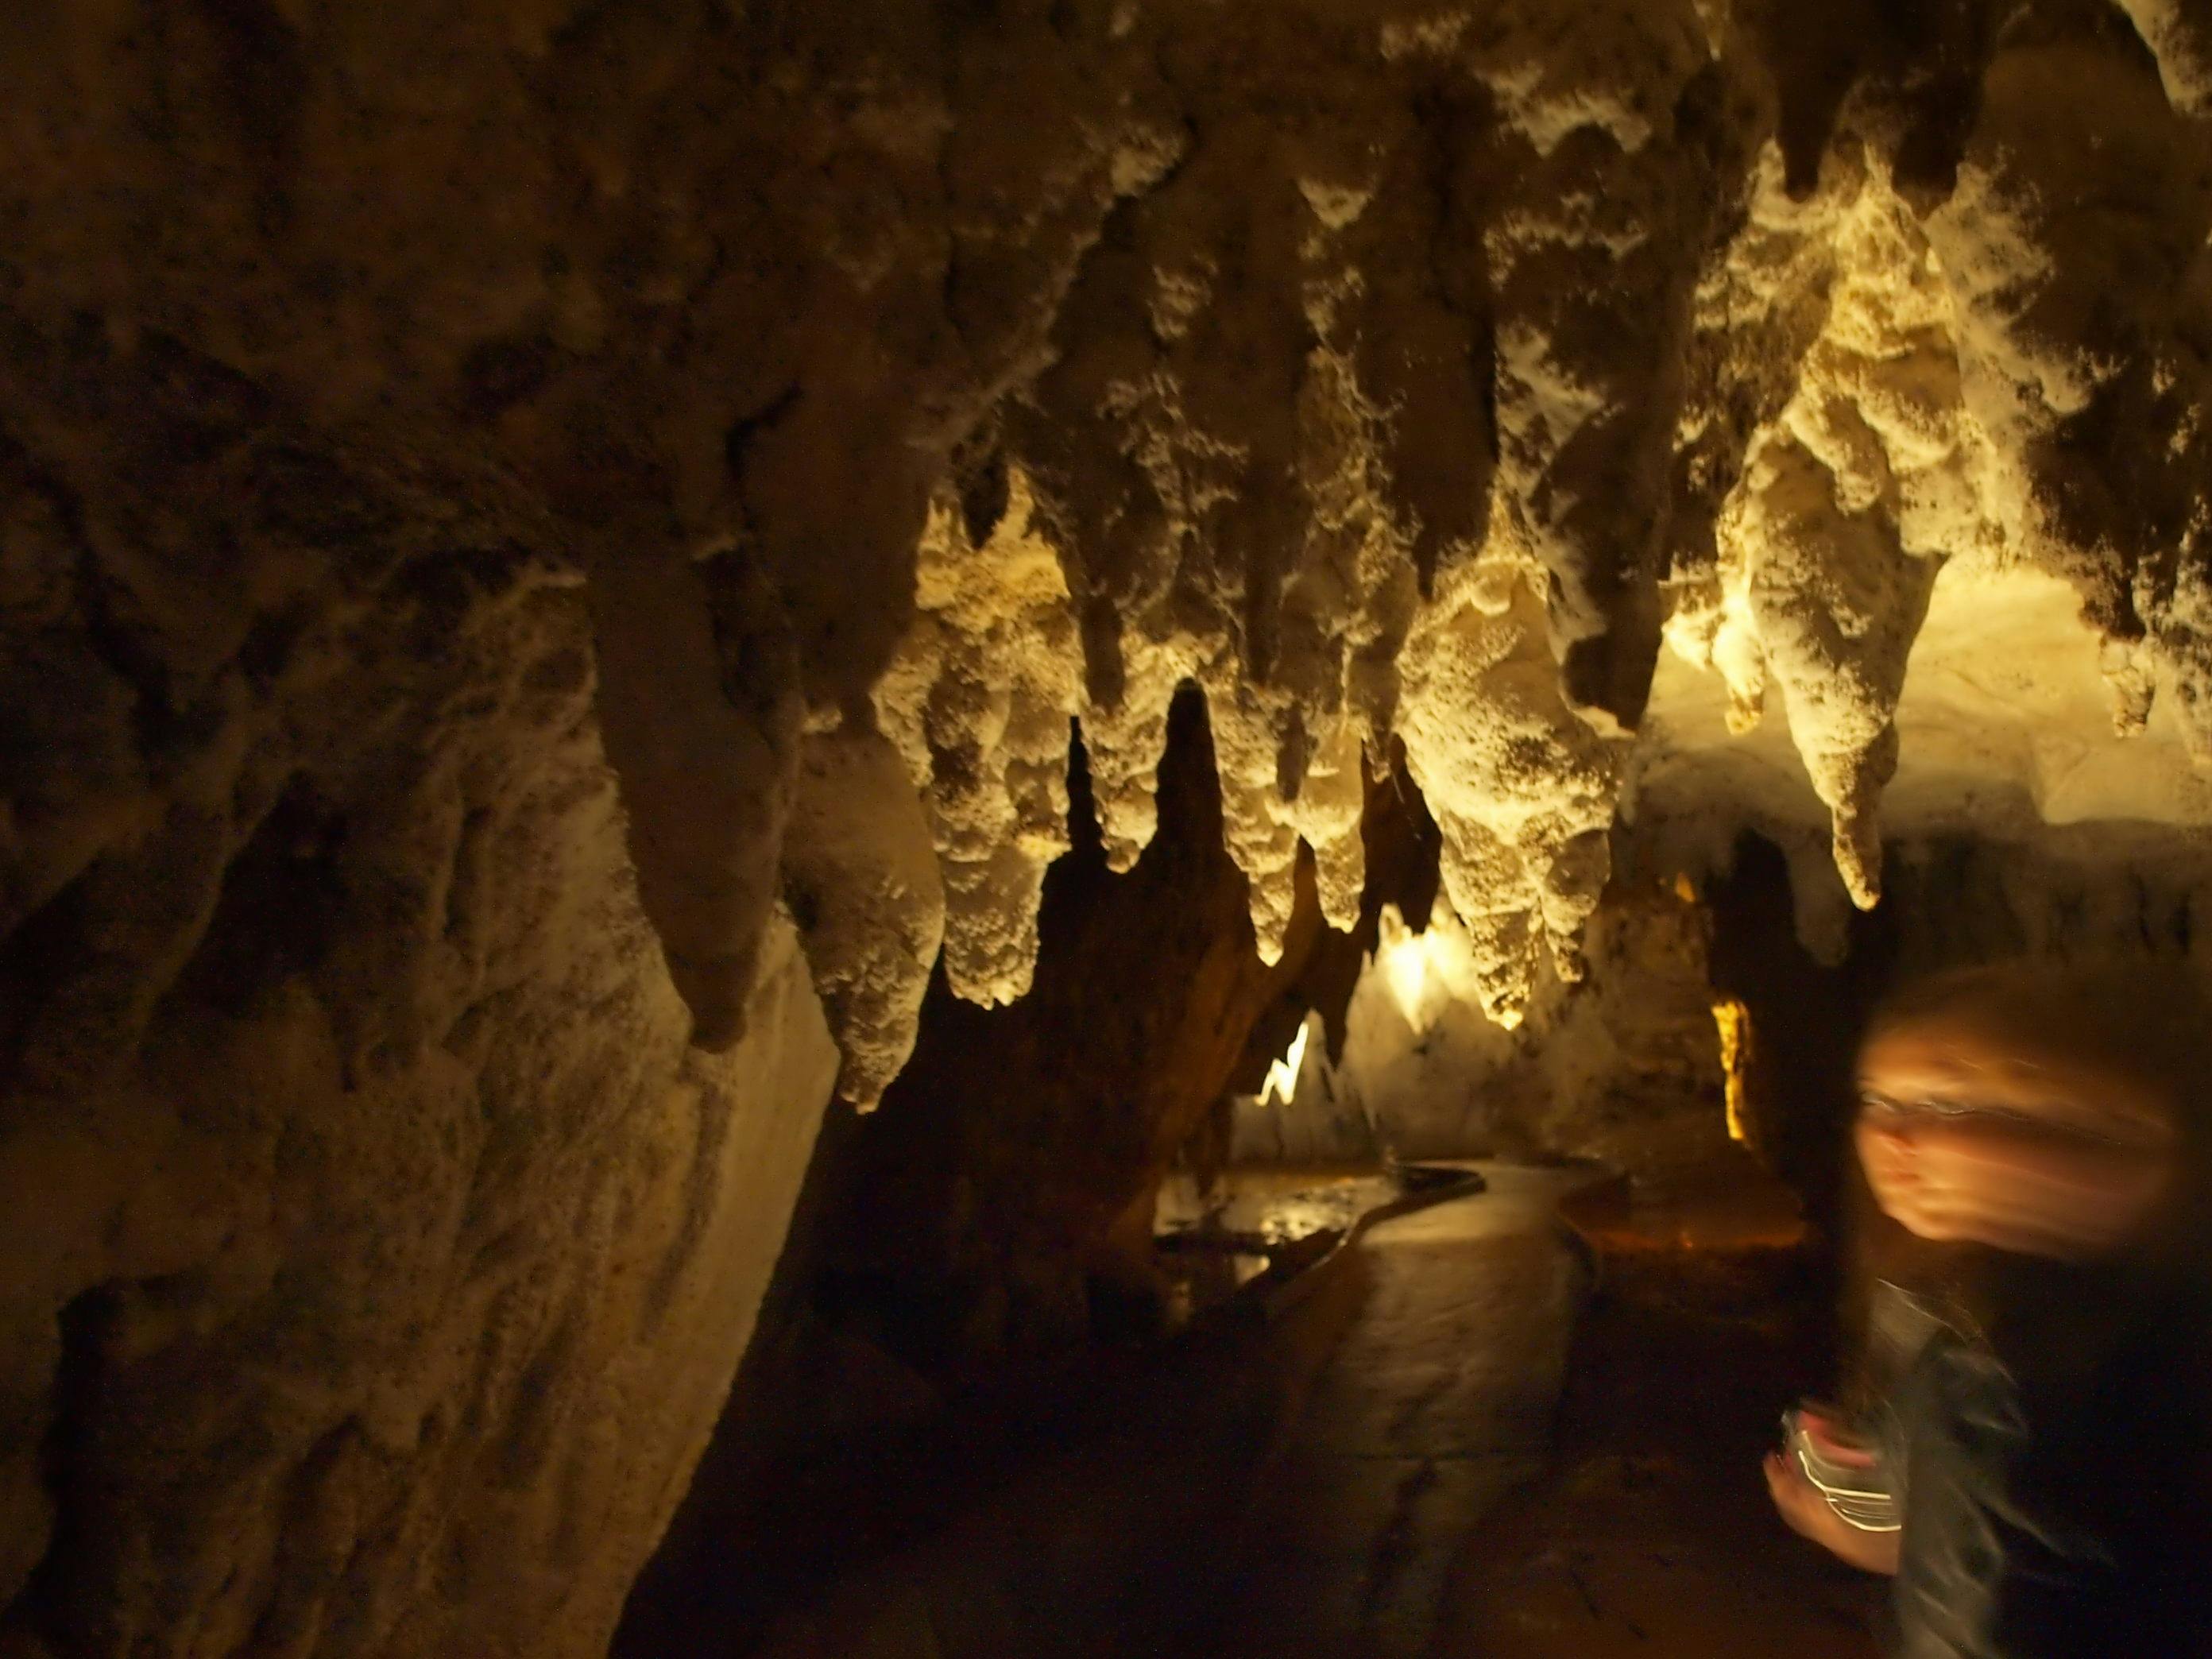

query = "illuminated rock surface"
[6,1,2212,1653]
[0,350,837,1658]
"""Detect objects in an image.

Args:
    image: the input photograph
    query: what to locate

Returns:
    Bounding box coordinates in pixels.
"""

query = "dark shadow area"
[1233,735,1442,1085]
[617,683,1332,1657]
[1705,831,1897,1241]
[1439,1197,1883,1657]
[625,811,2212,1658]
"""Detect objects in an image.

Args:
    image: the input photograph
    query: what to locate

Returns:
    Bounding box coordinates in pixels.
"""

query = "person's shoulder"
[1870,1276,1971,1369]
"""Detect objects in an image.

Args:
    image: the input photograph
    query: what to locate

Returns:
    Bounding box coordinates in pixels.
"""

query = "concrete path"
[1188,1163,1596,1658]
[703,1156,1882,1659]
[1162,1158,1882,1659]
[1434,1178,1883,1657]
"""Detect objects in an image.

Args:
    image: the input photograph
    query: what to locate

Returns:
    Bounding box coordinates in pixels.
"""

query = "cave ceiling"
[9,3,2212,1654]
[7,0,2212,1089]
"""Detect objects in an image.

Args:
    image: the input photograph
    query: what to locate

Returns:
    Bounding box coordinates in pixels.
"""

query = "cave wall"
[1232,870,1730,1168]
[6,0,2212,1653]
[0,342,839,1657]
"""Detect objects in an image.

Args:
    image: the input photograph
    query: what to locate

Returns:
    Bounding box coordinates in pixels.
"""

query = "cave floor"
[1143,1158,1885,1659]
[652,1158,1887,1658]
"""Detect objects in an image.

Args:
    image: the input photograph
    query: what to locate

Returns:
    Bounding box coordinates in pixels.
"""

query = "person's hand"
[1764,1451,1900,1575]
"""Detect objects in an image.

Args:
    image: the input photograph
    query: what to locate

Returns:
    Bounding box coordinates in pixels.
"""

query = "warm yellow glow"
[1259,1017,1312,1108]
[1372,900,1514,1031]
[1713,997,1752,1143]
[1379,925,1432,1021]
[1673,872,1698,904]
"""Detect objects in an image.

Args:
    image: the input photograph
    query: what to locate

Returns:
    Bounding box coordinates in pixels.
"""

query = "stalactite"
[8,2,2212,1652]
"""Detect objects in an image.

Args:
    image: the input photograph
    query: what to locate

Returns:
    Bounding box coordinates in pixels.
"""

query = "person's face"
[1854,1022,2178,1259]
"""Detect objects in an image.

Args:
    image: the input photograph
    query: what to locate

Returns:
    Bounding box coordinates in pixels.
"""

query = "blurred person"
[1764,961,2212,1657]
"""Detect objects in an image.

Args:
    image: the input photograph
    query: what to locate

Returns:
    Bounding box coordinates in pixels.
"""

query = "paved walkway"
[1436,1180,1883,1657]
[1162,1158,1883,1658]
[1136,1163,1591,1658]
[661,1157,1887,1659]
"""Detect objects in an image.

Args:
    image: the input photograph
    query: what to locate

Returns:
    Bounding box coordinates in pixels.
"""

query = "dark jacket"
[1872,1260,2212,1658]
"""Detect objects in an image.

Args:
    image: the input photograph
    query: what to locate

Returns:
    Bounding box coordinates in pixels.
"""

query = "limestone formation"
[1396,562,1626,1023]
[8,0,2212,1653]
[0,337,837,1658]
[782,723,945,1110]
[819,690,1323,1363]
[872,476,1081,1007]
[1675,150,1991,907]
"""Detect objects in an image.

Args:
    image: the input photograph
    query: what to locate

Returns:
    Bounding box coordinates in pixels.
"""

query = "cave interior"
[5,0,2212,1655]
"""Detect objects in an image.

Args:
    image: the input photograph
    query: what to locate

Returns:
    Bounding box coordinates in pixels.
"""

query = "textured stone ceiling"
[6,2,2212,1653]
[10,1,2211,1069]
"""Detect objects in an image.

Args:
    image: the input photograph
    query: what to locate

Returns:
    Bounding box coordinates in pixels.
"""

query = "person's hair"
[1861,957,2206,1147]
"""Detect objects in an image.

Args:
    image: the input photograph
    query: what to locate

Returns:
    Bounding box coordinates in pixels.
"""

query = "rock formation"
[815,688,1325,1368]
[6,0,2212,1653]
[0,338,837,1658]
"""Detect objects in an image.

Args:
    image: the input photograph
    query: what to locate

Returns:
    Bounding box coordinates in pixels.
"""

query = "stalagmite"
[7,2,2212,1653]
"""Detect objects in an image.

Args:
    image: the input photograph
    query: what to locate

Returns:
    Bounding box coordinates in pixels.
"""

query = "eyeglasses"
[1857,1091,2171,1156]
